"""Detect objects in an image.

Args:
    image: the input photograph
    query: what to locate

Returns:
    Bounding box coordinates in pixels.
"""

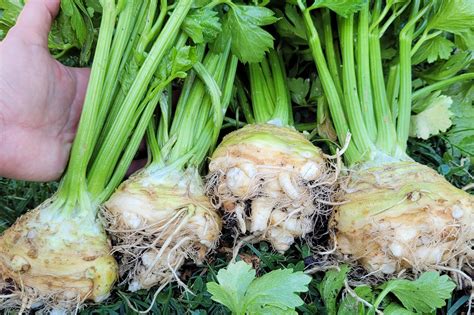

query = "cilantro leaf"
[207,261,311,315]
[317,265,350,315]
[412,36,455,65]
[182,7,221,44]
[378,272,456,313]
[410,93,453,140]
[309,0,367,17]
[223,4,278,63]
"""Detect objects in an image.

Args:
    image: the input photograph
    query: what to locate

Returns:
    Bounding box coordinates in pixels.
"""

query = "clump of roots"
[330,162,473,280]
[0,278,85,314]
[207,124,340,252]
[103,168,221,292]
[0,199,118,313]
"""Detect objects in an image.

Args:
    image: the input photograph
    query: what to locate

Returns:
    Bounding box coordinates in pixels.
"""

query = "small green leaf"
[410,93,453,139]
[207,261,256,314]
[427,0,474,36]
[245,268,312,311]
[384,303,416,315]
[288,77,310,105]
[225,4,278,63]
[275,5,307,45]
[379,272,456,313]
[446,82,474,158]
[309,0,367,17]
[182,7,221,44]
[317,265,350,315]
[207,261,311,315]
[412,36,455,65]
[338,285,374,315]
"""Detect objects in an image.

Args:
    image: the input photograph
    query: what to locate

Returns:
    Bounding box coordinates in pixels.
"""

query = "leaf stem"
[412,73,474,101]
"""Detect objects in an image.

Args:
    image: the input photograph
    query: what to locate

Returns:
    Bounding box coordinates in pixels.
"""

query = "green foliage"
[409,93,453,140]
[182,7,222,44]
[412,37,455,64]
[308,0,367,17]
[445,81,474,159]
[207,261,311,314]
[376,272,456,313]
[0,0,100,65]
[317,265,349,315]
[213,3,278,63]
[426,0,474,48]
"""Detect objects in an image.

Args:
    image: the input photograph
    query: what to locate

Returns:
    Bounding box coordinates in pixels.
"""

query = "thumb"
[12,0,60,47]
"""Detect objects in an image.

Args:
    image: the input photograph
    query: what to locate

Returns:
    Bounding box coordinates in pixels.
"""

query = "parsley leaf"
[207,261,311,315]
[377,272,456,313]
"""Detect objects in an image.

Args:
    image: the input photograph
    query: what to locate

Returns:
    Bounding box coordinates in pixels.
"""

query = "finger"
[12,0,60,47]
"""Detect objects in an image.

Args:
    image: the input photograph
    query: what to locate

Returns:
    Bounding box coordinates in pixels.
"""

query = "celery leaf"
[317,265,350,315]
[275,5,307,45]
[412,36,455,65]
[0,0,21,40]
[410,93,453,139]
[245,267,312,311]
[384,303,416,315]
[225,4,278,63]
[207,261,311,314]
[182,7,221,44]
[378,272,456,313]
[309,0,367,17]
[446,82,474,157]
[207,261,256,314]
[337,285,374,315]
[427,0,474,46]
[288,77,310,105]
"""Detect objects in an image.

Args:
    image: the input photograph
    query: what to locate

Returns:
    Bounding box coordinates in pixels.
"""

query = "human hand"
[0,0,90,181]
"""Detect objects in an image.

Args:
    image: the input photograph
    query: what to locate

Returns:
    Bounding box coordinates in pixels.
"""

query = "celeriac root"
[0,199,118,313]
[103,168,221,292]
[331,161,473,276]
[207,123,338,252]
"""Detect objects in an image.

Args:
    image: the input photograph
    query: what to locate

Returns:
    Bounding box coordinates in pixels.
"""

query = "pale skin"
[0,0,90,181]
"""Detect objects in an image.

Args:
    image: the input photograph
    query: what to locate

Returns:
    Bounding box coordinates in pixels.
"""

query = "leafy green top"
[207,261,311,315]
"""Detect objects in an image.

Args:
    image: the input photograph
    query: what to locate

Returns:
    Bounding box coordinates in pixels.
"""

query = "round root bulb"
[103,168,221,292]
[0,200,118,312]
[331,162,473,275]
[207,123,337,252]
